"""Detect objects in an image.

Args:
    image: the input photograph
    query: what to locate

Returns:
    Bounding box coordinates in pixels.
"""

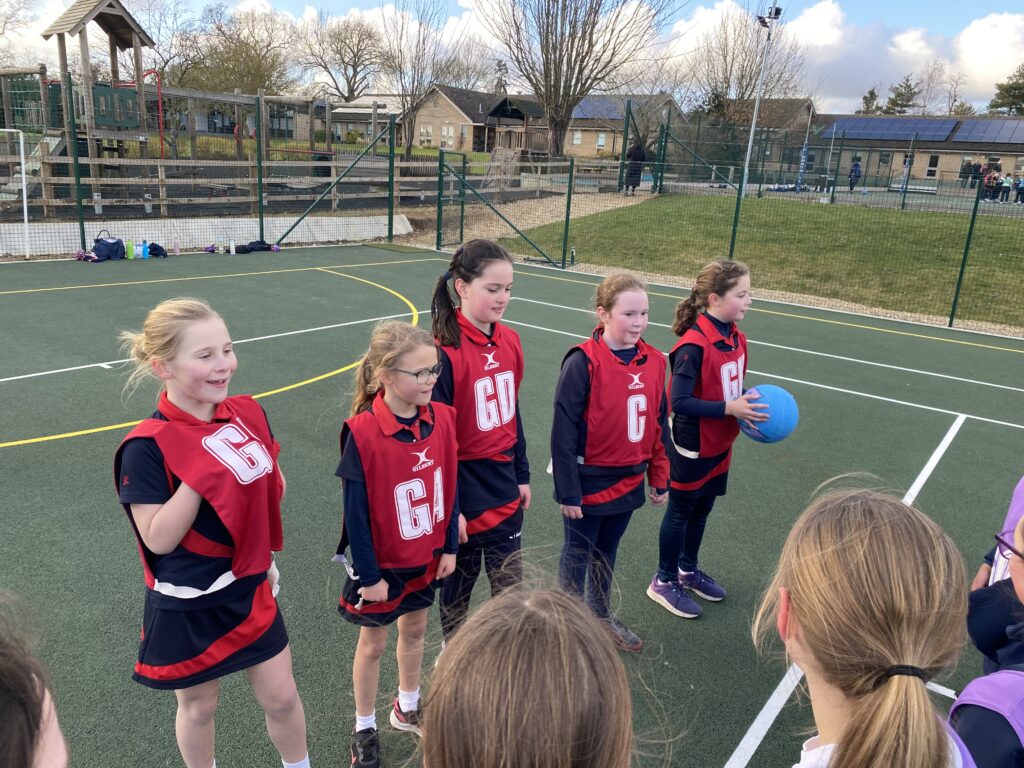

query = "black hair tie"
[873,665,927,689]
[442,271,451,281]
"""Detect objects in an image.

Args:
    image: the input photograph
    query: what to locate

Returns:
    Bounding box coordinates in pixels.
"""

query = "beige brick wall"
[564,127,622,158]
[413,94,475,151]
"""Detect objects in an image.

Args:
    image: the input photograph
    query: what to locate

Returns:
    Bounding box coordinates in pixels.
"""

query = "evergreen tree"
[950,100,976,116]
[988,63,1024,115]
[856,86,881,115]
[882,74,921,115]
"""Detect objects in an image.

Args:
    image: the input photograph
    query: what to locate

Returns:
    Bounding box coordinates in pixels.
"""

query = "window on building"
[461,125,469,140]
[878,151,891,166]
[420,124,433,146]
[572,131,582,145]
[596,132,606,149]
[1015,157,1024,173]
[926,154,940,178]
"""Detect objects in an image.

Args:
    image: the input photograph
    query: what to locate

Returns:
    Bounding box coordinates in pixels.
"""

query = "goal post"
[0,128,29,260]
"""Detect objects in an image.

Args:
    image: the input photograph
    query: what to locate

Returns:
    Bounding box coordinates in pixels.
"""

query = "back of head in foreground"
[753,487,968,768]
[422,588,633,768]
[0,599,69,768]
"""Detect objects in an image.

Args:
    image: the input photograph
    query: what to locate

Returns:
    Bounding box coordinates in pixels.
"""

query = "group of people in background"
[3,241,1023,768]
[962,159,1024,203]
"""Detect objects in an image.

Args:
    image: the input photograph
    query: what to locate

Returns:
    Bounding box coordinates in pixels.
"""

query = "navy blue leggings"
[559,510,633,618]
[657,491,716,581]
[440,531,522,639]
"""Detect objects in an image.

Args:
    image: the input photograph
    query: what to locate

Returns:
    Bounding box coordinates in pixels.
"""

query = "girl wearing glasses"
[430,240,531,641]
[950,510,1024,767]
[334,321,459,768]
[753,487,976,768]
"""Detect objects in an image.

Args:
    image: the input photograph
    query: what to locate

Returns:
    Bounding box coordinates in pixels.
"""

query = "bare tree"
[378,0,456,159]
[297,12,382,102]
[445,35,499,92]
[121,0,197,82]
[916,58,946,115]
[687,2,806,110]
[182,4,298,95]
[944,70,968,115]
[606,53,693,147]
[0,0,38,65]
[484,0,672,157]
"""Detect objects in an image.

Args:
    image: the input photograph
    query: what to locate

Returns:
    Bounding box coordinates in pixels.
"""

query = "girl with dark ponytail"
[647,260,767,620]
[429,239,531,642]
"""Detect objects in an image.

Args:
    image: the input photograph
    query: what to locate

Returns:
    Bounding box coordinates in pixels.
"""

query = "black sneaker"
[351,728,381,767]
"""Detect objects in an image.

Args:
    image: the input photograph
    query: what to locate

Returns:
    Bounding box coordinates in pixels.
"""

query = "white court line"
[0,310,419,383]
[722,414,966,768]
[502,320,1024,431]
[511,297,1024,394]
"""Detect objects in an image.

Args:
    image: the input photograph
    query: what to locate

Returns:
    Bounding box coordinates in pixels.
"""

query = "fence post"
[459,153,467,244]
[948,175,984,327]
[900,133,917,211]
[435,149,444,250]
[561,157,575,268]
[387,114,396,243]
[617,99,631,192]
[727,171,746,260]
[254,94,265,242]
[829,131,845,204]
[64,73,86,250]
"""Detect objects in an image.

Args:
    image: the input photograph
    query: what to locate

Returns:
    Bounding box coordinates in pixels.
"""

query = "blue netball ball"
[738,384,799,444]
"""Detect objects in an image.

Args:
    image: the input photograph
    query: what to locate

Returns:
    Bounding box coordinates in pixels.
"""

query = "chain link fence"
[3,79,1024,334]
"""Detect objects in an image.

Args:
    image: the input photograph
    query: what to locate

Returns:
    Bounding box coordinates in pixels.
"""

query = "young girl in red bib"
[114,298,309,768]
[430,240,530,640]
[647,260,767,620]
[551,272,669,652]
[334,321,459,768]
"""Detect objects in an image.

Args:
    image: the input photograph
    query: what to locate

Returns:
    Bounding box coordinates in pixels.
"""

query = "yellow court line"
[0,272,419,449]
[0,257,440,296]
[514,268,1024,356]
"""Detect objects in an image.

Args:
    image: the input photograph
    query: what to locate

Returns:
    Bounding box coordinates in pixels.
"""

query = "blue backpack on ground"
[91,230,125,261]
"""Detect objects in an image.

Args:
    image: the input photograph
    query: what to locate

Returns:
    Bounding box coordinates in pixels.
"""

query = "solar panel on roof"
[822,116,955,141]
[952,119,1024,144]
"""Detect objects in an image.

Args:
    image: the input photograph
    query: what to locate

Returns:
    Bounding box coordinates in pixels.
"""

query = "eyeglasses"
[995,530,1024,562]
[393,362,443,384]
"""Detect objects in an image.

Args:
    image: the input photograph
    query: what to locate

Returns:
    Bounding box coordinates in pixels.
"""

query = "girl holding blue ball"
[647,260,767,620]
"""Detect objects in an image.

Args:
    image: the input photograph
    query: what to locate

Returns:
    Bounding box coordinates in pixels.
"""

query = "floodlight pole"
[0,128,29,259]
[740,2,781,197]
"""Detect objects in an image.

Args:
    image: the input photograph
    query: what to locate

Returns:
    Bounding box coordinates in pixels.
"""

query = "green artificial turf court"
[2,245,1023,767]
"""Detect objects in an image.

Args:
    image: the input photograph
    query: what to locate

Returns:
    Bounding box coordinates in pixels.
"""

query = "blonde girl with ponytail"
[753,487,976,768]
[333,320,460,768]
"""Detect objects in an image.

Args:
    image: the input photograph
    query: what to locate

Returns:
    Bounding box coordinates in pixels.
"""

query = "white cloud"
[786,1,844,49]
[887,28,934,66]
[950,13,1024,103]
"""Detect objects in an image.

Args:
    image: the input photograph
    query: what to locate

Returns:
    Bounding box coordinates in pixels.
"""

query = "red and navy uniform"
[335,392,460,627]
[657,312,748,581]
[432,308,529,537]
[433,309,529,638]
[551,329,669,515]
[552,328,668,617]
[113,393,288,690]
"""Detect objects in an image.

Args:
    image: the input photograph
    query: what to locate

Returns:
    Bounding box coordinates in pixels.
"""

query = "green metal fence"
[3,82,1024,335]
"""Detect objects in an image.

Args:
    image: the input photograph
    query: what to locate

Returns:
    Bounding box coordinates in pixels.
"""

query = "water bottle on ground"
[172,237,180,256]
[141,239,149,259]
[126,239,134,259]
[229,238,236,255]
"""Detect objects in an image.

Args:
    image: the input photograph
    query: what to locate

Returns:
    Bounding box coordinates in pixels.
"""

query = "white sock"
[398,687,420,713]
[283,756,310,768]
[356,711,376,731]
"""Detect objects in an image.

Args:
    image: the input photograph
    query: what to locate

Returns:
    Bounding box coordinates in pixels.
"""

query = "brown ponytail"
[672,260,750,335]
[350,321,435,416]
[753,487,967,768]
[431,239,514,348]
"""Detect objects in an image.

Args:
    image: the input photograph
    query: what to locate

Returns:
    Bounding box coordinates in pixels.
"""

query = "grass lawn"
[500,194,1024,327]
